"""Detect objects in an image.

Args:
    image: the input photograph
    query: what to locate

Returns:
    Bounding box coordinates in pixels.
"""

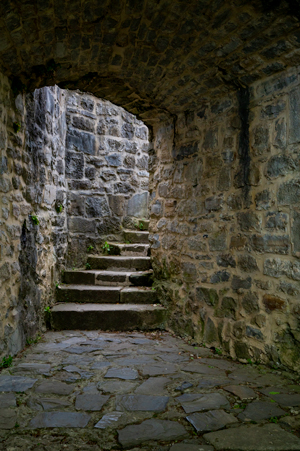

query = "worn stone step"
[120,287,157,304]
[107,243,150,256]
[57,285,121,303]
[95,270,153,287]
[123,230,149,244]
[57,285,157,304]
[63,270,154,286]
[87,256,151,271]
[50,303,167,331]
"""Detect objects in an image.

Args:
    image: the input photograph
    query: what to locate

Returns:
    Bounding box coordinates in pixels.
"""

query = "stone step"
[50,303,166,331]
[107,243,150,256]
[123,230,149,244]
[87,256,151,271]
[63,270,153,286]
[56,285,157,304]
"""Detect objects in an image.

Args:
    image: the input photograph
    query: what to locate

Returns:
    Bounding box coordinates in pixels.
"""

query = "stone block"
[72,115,95,132]
[136,155,148,170]
[255,189,271,210]
[251,125,269,155]
[274,117,286,148]
[151,199,163,216]
[124,155,135,168]
[278,179,300,205]
[181,262,197,283]
[68,218,96,233]
[238,254,258,272]
[246,325,263,340]
[217,167,231,191]
[172,142,198,160]
[289,89,300,144]
[114,182,135,194]
[266,155,296,179]
[263,294,285,312]
[231,275,251,290]
[210,270,230,284]
[209,233,227,251]
[66,129,95,155]
[105,153,122,167]
[65,151,84,179]
[242,292,259,313]
[266,212,288,230]
[121,123,134,139]
[127,192,148,218]
[86,197,110,218]
[101,169,117,182]
[67,192,85,216]
[196,287,219,306]
[237,211,261,232]
[251,234,290,254]
[217,254,236,268]
[205,195,223,211]
[117,168,133,181]
[204,317,219,344]
[108,195,126,216]
[292,211,300,254]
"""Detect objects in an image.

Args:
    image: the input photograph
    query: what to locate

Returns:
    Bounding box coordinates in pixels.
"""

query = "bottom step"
[50,303,167,331]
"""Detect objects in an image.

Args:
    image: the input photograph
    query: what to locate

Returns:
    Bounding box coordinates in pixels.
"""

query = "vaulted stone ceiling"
[0,0,300,120]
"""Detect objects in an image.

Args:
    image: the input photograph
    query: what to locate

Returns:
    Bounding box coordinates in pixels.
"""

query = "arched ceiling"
[1,0,300,122]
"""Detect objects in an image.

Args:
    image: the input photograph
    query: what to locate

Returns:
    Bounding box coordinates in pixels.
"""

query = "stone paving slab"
[178,393,230,414]
[0,330,300,449]
[0,375,37,392]
[204,423,300,450]
[116,394,169,411]
[29,412,91,428]
[186,409,238,432]
[118,419,188,447]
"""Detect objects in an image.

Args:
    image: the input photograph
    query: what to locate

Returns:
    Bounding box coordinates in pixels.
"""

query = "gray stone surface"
[170,445,214,451]
[178,393,230,414]
[238,400,286,421]
[0,376,37,392]
[0,409,17,429]
[116,394,169,411]
[135,377,170,395]
[204,424,300,450]
[30,412,91,428]
[127,192,149,218]
[187,409,237,433]
[75,393,110,411]
[104,367,139,380]
[35,381,75,395]
[223,385,257,400]
[118,419,188,447]
[95,411,123,429]
[98,380,138,394]
[141,363,177,376]
[0,393,16,408]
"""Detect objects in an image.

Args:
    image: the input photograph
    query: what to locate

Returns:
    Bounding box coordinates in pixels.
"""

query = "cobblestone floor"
[1,330,300,451]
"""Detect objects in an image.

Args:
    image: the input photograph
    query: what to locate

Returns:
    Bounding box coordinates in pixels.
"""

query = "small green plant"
[269,391,280,395]
[55,204,63,213]
[0,355,13,368]
[26,335,41,346]
[15,422,20,428]
[139,222,144,230]
[55,281,59,289]
[44,306,51,313]
[86,262,91,270]
[269,416,278,423]
[215,347,222,356]
[247,358,253,365]
[31,215,39,225]
[103,241,110,254]
[13,122,21,133]
[87,245,94,252]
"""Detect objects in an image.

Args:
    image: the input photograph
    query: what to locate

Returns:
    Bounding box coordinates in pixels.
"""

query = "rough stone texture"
[204,424,300,450]
[0,330,299,449]
[150,66,300,373]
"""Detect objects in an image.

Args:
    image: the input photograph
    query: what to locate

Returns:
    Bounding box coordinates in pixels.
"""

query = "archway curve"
[0,0,299,125]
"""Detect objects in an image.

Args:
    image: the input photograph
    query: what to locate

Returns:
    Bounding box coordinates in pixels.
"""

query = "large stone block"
[105,153,122,167]
[127,192,148,218]
[86,197,110,218]
[266,155,296,179]
[66,129,95,155]
[72,115,95,132]
[68,218,96,233]
[292,211,300,254]
[65,152,84,179]
[289,89,300,144]
[278,179,300,205]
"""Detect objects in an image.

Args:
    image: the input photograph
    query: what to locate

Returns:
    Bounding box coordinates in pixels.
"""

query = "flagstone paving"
[0,330,300,450]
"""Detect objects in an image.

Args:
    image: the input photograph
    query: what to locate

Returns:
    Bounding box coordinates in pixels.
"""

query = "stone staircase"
[50,223,167,331]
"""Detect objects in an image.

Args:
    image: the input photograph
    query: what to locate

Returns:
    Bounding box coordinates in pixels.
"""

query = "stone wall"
[0,78,67,358]
[0,81,150,359]
[149,66,300,373]
[64,91,150,267]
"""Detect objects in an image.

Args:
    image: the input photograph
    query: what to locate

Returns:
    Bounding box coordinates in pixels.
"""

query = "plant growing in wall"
[55,203,63,213]
[13,122,21,133]
[0,355,13,369]
[103,241,110,254]
[30,215,39,225]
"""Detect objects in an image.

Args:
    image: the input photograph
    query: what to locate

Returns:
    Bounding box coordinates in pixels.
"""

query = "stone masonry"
[150,66,300,373]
